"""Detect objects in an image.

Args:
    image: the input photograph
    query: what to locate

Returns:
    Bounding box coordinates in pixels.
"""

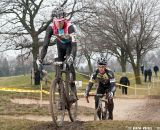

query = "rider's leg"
[108,98,114,120]
[55,46,66,80]
[69,64,78,102]
[95,95,101,119]
[56,47,66,110]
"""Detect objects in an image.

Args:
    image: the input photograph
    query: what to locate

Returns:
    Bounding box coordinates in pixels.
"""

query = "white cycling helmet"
[52,6,66,18]
[97,57,107,65]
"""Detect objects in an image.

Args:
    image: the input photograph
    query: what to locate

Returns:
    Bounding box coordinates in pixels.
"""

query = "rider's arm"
[68,25,77,59]
[107,69,116,93]
[40,26,53,61]
[85,70,98,96]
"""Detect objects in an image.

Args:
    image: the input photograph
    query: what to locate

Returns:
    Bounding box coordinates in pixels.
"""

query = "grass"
[0,72,160,130]
[0,118,40,130]
[0,72,89,87]
[0,72,160,96]
[0,75,31,87]
[0,93,49,116]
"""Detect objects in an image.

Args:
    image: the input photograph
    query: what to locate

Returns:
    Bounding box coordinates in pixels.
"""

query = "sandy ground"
[8,96,160,122]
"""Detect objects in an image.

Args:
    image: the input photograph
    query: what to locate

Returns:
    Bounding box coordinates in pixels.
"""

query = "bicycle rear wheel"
[49,80,65,127]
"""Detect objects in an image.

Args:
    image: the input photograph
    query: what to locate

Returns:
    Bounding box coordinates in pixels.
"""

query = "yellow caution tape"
[116,83,150,90]
[0,81,151,96]
[0,87,41,93]
[42,90,49,95]
[82,82,88,85]
[116,83,135,89]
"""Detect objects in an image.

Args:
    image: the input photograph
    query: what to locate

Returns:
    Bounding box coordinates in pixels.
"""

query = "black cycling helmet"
[52,6,66,18]
[97,57,107,65]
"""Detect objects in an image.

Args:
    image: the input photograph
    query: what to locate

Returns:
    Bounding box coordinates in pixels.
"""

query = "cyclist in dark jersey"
[39,6,77,101]
[84,57,116,120]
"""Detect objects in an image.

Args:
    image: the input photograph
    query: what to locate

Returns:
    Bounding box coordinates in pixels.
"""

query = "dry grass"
[0,73,160,130]
[0,118,160,130]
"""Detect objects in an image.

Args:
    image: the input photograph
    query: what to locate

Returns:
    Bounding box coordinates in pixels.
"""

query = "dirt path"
[78,96,160,121]
[9,96,160,121]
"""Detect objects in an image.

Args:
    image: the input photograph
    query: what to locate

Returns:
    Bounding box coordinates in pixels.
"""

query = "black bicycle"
[94,93,109,120]
[87,90,110,120]
[49,60,78,127]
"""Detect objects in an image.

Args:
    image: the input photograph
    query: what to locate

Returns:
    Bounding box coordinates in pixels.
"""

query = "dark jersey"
[85,68,116,95]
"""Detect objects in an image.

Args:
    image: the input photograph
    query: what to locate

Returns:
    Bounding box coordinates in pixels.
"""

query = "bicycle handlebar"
[89,94,102,96]
[86,93,108,103]
[36,58,70,74]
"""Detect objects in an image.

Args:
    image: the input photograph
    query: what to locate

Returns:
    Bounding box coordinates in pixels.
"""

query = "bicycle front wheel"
[94,108,102,120]
[64,83,78,122]
[94,98,104,120]
[103,101,108,120]
[49,80,65,127]
[67,94,78,122]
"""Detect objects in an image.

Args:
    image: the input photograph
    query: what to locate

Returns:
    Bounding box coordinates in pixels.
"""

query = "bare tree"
[75,0,128,74]
[0,0,85,85]
[83,0,160,84]
[76,4,112,74]
[77,33,95,75]
[77,30,114,75]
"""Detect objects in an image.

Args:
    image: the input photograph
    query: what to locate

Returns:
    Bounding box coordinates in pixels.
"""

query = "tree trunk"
[131,57,141,84]
[120,58,126,72]
[120,49,127,72]
[87,58,93,76]
[133,65,141,84]
[121,64,126,72]
[129,52,141,84]
[118,50,127,72]
[32,34,40,85]
[33,58,40,85]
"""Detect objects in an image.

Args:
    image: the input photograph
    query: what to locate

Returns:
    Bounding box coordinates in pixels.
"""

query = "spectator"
[144,68,152,82]
[119,73,130,95]
[153,65,159,77]
[148,69,152,82]
[140,64,144,75]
